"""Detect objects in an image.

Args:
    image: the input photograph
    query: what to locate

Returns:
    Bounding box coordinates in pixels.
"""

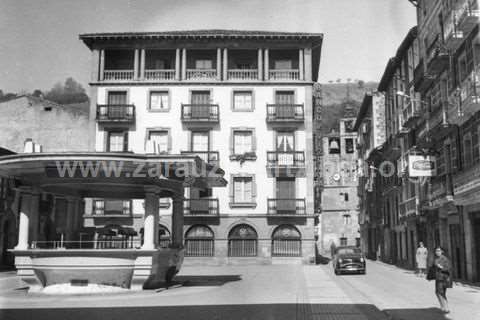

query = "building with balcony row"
[358,0,479,282]
[79,30,323,264]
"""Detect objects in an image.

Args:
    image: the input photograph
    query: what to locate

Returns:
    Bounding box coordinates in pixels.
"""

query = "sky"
[0,0,416,93]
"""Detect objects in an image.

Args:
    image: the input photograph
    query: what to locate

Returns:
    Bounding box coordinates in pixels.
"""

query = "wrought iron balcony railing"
[180,151,219,166]
[181,104,219,122]
[266,104,304,122]
[267,151,305,167]
[96,104,135,123]
[184,198,219,216]
[267,198,306,215]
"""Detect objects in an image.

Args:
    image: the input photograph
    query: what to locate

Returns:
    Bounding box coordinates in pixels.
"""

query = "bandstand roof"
[0,152,227,198]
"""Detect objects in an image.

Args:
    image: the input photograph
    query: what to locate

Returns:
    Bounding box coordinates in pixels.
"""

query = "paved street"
[0,261,478,320]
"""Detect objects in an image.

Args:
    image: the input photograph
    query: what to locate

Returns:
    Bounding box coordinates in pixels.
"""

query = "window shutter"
[252,175,257,202]
[230,130,234,155]
[168,130,172,153]
[106,132,111,152]
[229,175,234,202]
[123,131,129,152]
[244,179,252,202]
[252,129,257,152]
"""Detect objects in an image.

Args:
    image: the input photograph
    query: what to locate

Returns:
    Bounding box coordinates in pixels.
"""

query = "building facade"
[316,114,360,255]
[79,30,323,264]
[354,92,386,259]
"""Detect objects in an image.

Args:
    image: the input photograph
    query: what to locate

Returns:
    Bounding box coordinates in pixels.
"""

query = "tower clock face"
[333,173,341,181]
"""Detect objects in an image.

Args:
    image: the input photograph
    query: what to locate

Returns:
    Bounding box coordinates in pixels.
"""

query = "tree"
[44,78,89,104]
[32,89,43,98]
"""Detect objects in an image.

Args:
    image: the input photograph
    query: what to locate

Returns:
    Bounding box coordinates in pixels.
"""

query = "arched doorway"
[158,225,171,248]
[185,225,214,256]
[271,225,302,257]
[228,224,257,257]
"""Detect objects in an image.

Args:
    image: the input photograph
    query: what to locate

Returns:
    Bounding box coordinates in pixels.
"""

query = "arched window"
[271,225,301,257]
[185,225,214,256]
[228,224,257,257]
[158,225,171,248]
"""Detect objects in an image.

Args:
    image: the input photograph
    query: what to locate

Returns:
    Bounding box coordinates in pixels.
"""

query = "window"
[343,214,351,225]
[228,224,258,257]
[463,134,473,168]
[277,131,295,152]
[185,225,214,257]
[233,177,253,203]
[340,237,348,246]
[107,131,127,152]
[195,59,213,69]
[274,60,292,69]
[233,91,253,111]
[107,91,127,105]
[233,130,253,155]
[149,91,169,111]
[94,199,131,215]
[328,138,340,154]
[271,225,301,257]
[345,138,354,154]
[148,130,169,154]
[191,131,209,151]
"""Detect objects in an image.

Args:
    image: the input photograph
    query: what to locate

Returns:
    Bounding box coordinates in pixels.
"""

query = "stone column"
[304,47,312,81]
[258,48,263,80]
[142,192,159,250]
[175,48,181,80]
[181,48,187,80]
[217,48,222,81]
[299,48,305,80]
[134,49,140,80]
[28,192,40,247]
[140,48,146,80]
[15,192,32,250]
[222,48,228,81]
[264,48,269,80]
[171,196,184,247]
[91,49,101,82]
[99,49,105,81]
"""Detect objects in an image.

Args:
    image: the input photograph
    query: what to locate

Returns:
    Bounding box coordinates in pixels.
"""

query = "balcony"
[402,100,422,128]
[103,70,135,81]
[266,151,305,177]
[269,70,300,80]
[413,60,434,92]
[455,0,479,34]
[186,69,217,81]
[266,104,304,123]
[96,104,135,123]
[448,69,480,125]
[425,40,450,76]
[184,199,219,216]
[267,198,306,216]
[399,197,417,217]
[144,69,175,81]
[443,12,464,50]
[454,162,480,201]
[103,49,135,81]
[181,104,219,123]
[228,69,258,80]
[180,151,219,167]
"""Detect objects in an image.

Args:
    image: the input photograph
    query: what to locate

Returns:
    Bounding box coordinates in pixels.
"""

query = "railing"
[103,70,135,81]
[455,0,479,31]
[266,104,304,122]
[426,40,449,74]
[228,239,257,257]
[96,105,135,123]
[454,162,480,195]
[458,69,480,113]
[180,151,219,166]
[267,198,306,215]
[185,239,214,256]
[31,240,142,250]
[402,100,422,126]
[186,69,217,80]
[267,151,305,167]
[272,239,301,257]
[181,104,219,122]
[184,198,219,216]
[227,69,258,80]
[144,69,175,81]
[269,69,300,80]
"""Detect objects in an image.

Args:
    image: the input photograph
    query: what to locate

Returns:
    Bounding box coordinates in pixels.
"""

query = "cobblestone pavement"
[0,261,478,320]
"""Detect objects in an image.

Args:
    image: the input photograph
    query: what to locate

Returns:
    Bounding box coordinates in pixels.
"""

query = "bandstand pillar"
[172,196,184,247]
[142,192,159,250]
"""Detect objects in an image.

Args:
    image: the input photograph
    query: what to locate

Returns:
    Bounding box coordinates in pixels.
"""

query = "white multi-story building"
[80,30,323,264]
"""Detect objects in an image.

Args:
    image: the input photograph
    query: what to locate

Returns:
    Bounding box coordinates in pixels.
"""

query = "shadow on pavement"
[0,303,453,320]
[383,307,451,320]
[175,275,242,287]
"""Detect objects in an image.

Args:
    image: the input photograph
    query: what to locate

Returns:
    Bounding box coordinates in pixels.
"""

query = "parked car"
[332,246,366,275]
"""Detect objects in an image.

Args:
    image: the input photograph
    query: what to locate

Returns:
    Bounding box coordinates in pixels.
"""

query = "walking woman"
[415,242,428,277]
[433,247,452,313]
